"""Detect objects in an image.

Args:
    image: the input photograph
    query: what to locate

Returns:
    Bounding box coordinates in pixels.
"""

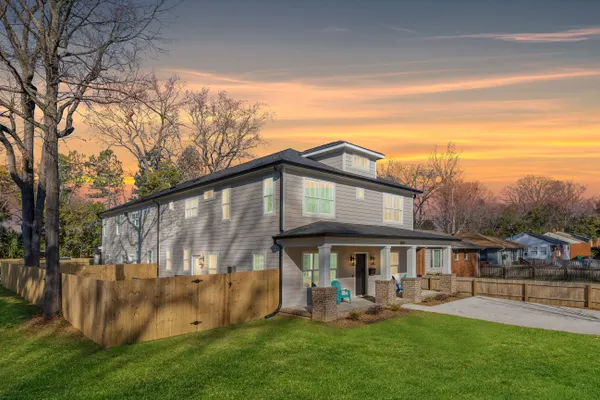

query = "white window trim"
[454,251,459,261]
[356,187,365,200]
[430,249,442,271]
[147,250,154,264]
[302,177,336,218]
[383,193,404,225]
[263,177,275,215]
[206,252,219,274]
[115,215,121,236]
[252,251,267,271]
[183,249,191,272]
[131,211,140,228]
[203,189,215,200]
[102,219,107,237]
[185,197,199,219]
[351,154,370,170]
[166,249,172,271]
[390,252,400,276]
[222,187,231,221]
[301,251,338,286]
[464,252,469,260]
[168,201,175,211]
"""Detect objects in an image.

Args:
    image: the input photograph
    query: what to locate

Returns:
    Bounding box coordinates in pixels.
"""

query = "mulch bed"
[329,308,412,329]
[420,293,468,307]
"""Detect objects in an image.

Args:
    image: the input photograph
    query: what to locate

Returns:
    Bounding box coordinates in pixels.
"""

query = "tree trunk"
[32,146,48,266]
[42,124,60,318]
[20,82,38,266]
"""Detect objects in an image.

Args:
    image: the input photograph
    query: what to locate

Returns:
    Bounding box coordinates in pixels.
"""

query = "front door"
[355,254,367,296]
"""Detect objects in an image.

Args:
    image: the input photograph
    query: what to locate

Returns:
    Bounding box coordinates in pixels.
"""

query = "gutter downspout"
[265,164,284,319]
[152,200,160,278]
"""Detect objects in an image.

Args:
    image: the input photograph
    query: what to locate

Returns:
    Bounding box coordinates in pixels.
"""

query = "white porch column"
[442,245,452,274]
[318,245,332,287]
[380,246,391,280]
[407,246,417,278]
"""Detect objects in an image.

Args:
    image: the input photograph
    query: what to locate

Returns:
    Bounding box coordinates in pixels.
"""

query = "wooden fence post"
[532,267,536,280]
[502,266,507,279]
[523,283,529,302]
[586,284,592,309]
[472,279,478,296]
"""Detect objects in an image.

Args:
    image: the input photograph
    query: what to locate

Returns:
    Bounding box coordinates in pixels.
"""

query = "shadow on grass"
[0,285,40,327]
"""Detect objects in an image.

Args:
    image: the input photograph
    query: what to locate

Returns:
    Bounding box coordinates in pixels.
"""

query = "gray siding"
[283,167,413,231]
[309,150,345,171]
[102,170,281,276]
[344,151,377,178]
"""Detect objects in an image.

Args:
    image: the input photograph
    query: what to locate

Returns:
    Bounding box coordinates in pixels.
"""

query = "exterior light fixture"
[350,255,356,266]
[369,254,376,266]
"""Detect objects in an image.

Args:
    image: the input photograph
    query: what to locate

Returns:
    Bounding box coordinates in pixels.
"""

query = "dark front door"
[355,254,367,296]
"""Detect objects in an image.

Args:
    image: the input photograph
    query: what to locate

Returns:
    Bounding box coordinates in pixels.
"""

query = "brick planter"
[375,280,396,306]
[439,274,457,295]
[402,277,422,303]
[311,287,338,322]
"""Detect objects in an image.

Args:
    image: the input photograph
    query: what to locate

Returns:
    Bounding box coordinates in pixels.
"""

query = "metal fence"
[480,264,600,283]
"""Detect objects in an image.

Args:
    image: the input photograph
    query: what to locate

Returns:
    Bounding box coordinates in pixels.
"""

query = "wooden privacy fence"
[454,277,600,309]
[480,265,600,282]
[0,263,46,305]
[62,269,279,347]
[60,263,158,280]
[421,275,441,290]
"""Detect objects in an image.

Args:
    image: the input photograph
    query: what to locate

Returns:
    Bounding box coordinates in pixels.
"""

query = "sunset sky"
[64,0,600,194]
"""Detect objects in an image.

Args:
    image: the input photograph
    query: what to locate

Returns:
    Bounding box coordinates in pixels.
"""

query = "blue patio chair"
[393,274,408,294]
[331,280,352,304]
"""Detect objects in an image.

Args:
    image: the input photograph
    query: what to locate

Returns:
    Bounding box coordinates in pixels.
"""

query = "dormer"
[301,141,385,179]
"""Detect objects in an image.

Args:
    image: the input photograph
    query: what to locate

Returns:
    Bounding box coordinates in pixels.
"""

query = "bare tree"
[0,0,175,317]
[551,180,587,229]
[378,142,462,228]
[502,175,556,214]
[177,145,203,181]
[185,89,272,175]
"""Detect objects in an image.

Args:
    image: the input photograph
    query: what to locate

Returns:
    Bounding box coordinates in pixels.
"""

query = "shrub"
[434,294,449,301]
[389,303,401,312]
[348,311,361,321]
[366,305,384,315]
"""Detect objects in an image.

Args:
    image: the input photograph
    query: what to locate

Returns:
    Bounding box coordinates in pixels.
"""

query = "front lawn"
[1,285,599,400]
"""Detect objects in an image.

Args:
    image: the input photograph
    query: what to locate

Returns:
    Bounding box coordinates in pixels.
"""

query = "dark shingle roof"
[101,148,421,215]
[455,232,526,249]
[274,221,459,241]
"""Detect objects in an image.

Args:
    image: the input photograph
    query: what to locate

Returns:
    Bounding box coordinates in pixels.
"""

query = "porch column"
[318,245,332,287]
[442,246,452,274]
[407,246,417,278]
[380,246,391,280]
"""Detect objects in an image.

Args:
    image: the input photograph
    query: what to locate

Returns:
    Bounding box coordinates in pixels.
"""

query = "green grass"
[1,285,600,400]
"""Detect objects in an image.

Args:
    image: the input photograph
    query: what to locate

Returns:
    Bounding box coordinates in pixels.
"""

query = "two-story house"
[100,141,461,308]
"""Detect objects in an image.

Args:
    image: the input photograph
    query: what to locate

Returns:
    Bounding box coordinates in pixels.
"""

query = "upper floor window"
[356,187,365,200]
[115,215,121,235]
[168,201,175,211]
[352,154,370,170]
[185,198,198,218]
[204,190,214,200]
[131,211,140,228]
[222,188,231,220]
[383,194,403,223]
[263,178,274,214]
[303,178,335,217]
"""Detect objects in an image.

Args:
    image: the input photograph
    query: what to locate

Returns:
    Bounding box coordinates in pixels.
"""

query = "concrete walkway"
[403,296,600,335]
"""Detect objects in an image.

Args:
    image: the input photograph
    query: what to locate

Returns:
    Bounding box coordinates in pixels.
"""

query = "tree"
[59,198,104,258]
[58,151,86,202]
[135,160,182,197]
[0,164,20,224]
[566,216,600,242]
[86,149,124,208]
[185,89,272,174]
[176,146,203,181]
[0,0,174,317]
[379,142,462,228]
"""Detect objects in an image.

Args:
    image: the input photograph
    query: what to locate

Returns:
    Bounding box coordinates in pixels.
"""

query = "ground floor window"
[390,252,399,275]
[302,252,338,287]
[207,253,218,274]
[432,249,442,270]
[253,252,266,270]
[147,250,153,263]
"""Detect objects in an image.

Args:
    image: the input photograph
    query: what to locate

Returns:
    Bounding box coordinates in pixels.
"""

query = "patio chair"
[393,274,407,294]
[331,280,352,304]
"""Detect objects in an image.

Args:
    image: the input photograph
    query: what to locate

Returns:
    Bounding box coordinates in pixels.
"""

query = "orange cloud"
[435,27,600,43]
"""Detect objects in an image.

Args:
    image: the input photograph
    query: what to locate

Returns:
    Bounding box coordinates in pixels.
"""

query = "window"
[168,201,175,211]
[432,250,442,269]
[390,252,399,276]
[383,194,403,223]
[147,250,153,263]
[166,250,172,270]
[131,211,140,228]
[356,187,365,200]
[102,219,108,237]
[302,252,337,287]
[222,188,231,220]
[207,253,218,274]
[303,178,335,217]
[204,190,214,200]
[454,251,459,261]
[185,198,198,218]
[253,252,266,270]
[263,178,274,214]
[116,215,121,235]
[352,154,370,169]
[464,252,469,260]
[135,249,141,263]
[183,249,190,271]
[530,247,538,255]
[540,247,548,256]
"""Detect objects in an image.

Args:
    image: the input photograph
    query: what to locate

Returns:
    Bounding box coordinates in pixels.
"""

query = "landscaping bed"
[330,304,412,328]
[421,293,469,307]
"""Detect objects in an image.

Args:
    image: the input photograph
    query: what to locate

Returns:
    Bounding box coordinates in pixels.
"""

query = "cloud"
[320,26,350,33]
[435,27,600,43]
[390,26,415,33]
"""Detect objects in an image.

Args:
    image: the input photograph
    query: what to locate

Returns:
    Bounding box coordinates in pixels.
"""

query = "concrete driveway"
[403,296,600,335]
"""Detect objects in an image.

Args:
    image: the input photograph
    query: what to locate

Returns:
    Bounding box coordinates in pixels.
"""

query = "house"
[543,231,592,259]
[99,141,465,309]
[415,231,481,277]
[506,232,570,261]
[454,232,526,266]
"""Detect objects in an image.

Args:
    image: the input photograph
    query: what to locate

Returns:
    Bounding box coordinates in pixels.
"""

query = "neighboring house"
[506,232,569,261]
[544,231,592,259]
[100,141,464,309]
[454,233,526,266]
[415,231,481,277]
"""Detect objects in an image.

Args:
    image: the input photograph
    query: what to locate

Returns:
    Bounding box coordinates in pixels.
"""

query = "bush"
[389,303,401,311]
[366,305,384,315]
[348,311,361,321]
[434,294,449,301]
